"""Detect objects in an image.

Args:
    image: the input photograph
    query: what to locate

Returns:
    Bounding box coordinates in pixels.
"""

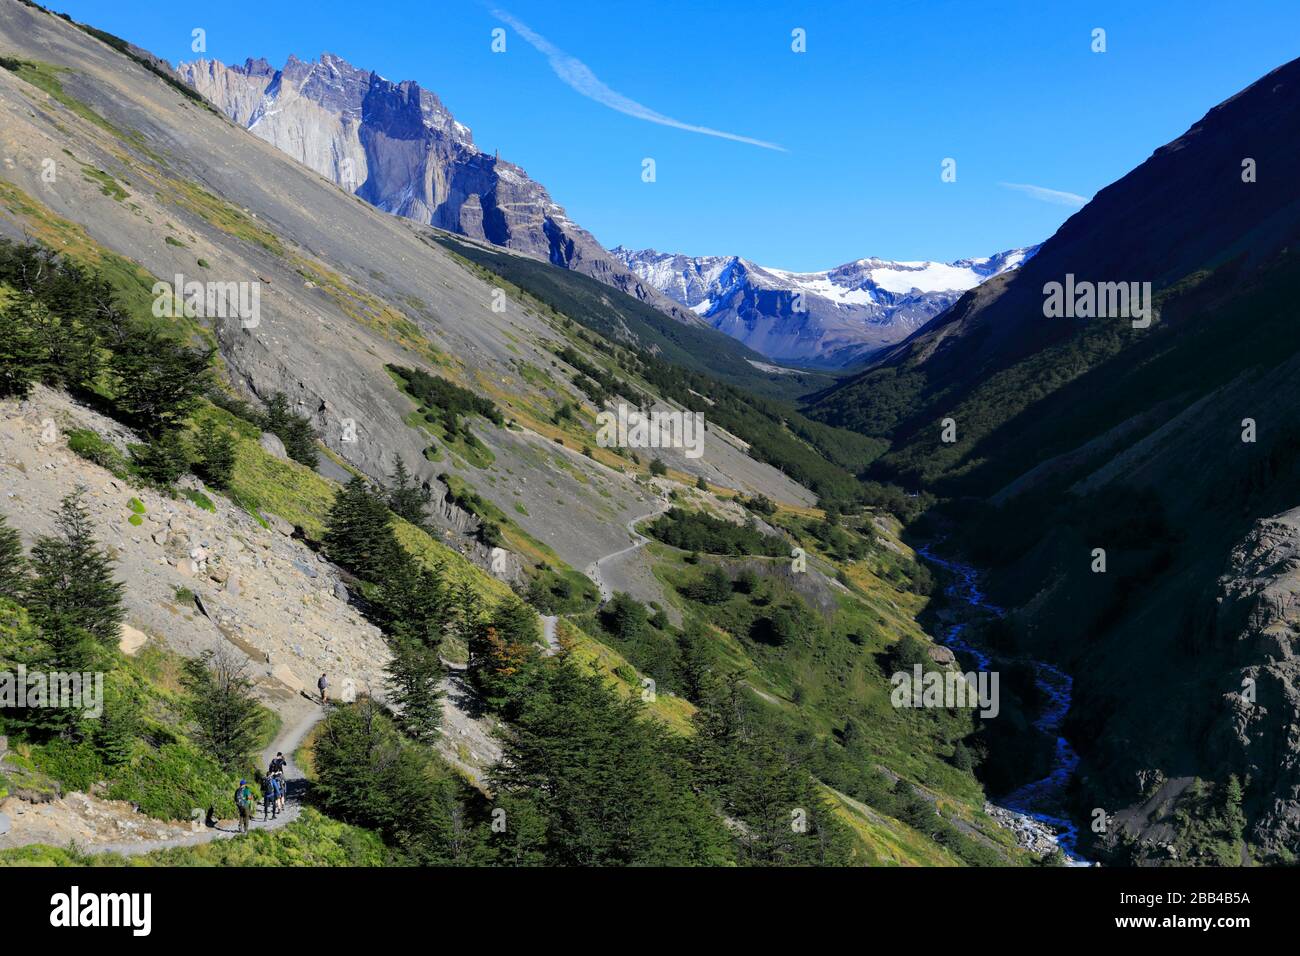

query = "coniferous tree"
[26,293,100,391]
[0,296,43,398]
[313,697,477,863]
[0,602,95,736]
[0,510,26,601]
[181,647,262,773]
[130,428,190,487]
[385,636,444,743]
[375,551,448,650]
[108,325,213,435]
[690,674,854,866]
[25,487,124,647]
[261,392,318,467]
[193,418,237,489]
[490,657,733,866]
[93,675,143,766]
[385,455,431,527]
[602,592,649,642]
[468,596,540,713]
[444,581,482,653]
[324,476,398,581]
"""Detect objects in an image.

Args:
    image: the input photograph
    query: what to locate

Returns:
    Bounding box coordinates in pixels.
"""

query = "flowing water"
[917,545,1092,865]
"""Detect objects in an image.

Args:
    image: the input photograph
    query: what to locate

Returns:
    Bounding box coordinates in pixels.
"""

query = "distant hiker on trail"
[269,752,287,776]
[236,779,254,833]
[318,673,329,704]
[274,772,286,813]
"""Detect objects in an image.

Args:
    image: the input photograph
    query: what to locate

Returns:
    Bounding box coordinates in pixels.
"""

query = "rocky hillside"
[614,246,1036,367]
[0,0,828,590]
[177,54,705,330]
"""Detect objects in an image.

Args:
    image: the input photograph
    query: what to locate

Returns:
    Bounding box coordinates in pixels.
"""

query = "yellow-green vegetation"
[159,176,284,256]
[561,621,696,735]
[80,164,128,201]
[191,401,513,609]
[583,503,1028,866]
[0,179,165,325]
[825,786,962,867]
[293,255,444,363]
[2,59,123,139]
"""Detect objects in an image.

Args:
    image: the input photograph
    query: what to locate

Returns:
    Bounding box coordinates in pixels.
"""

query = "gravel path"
[585,502,670,603]
[87,701,326,857]
[540,615,560,655]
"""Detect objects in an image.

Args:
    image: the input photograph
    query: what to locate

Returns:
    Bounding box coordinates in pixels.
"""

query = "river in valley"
[917,546,1092,865]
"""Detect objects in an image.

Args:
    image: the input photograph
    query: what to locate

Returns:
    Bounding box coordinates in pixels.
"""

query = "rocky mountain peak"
[179,51,697,325]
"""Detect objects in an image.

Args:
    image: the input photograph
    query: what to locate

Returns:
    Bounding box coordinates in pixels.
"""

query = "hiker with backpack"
[263,774,279,821]
[318,673,329,704]
[269,752,288,812]
[235,779,254,833]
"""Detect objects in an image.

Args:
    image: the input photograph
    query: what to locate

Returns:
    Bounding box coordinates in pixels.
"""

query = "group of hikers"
[230,675,332,833]
[234,751,290,833]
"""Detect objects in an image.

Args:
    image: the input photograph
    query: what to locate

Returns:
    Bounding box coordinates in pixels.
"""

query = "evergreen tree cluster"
[259,392,319,468]
[388,364,503,439]
[0,494,126,737]
[647,507,788,557]
[0,240,247,492]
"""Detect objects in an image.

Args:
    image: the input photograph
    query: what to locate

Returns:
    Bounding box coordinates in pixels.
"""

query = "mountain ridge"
[177,52,709,332]
[614,244,1038,367]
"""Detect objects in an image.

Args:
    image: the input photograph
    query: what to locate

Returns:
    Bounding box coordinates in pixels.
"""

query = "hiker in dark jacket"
[318,673,329,704]
[236,779,254,833]
[263,774,278,821]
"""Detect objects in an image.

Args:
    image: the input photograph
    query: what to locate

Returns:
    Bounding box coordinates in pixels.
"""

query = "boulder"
[927,645,957,666]
[259,431,288,460]
[118,623,149,656]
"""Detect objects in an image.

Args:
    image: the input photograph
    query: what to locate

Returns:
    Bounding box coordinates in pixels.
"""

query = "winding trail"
[87,701,326,857]
[540,614,560,655]
[584,500,670,603]
[917,545,1091,865]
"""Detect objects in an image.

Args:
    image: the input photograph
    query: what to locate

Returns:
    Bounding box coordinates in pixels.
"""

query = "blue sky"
[53,0,1300,269]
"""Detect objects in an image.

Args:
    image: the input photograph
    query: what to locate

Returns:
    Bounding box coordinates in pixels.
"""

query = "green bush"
[106,741,234,820]
[648,508,786,557]
[29,738,104,792]
[66,428,128,477]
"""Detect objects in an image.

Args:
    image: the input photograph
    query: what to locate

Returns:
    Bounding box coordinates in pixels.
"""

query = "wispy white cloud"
[999,182,1090,208]
[492,8,786,152]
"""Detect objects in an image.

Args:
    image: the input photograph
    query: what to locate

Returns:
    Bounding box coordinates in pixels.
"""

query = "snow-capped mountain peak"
[611,245,1038,367]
